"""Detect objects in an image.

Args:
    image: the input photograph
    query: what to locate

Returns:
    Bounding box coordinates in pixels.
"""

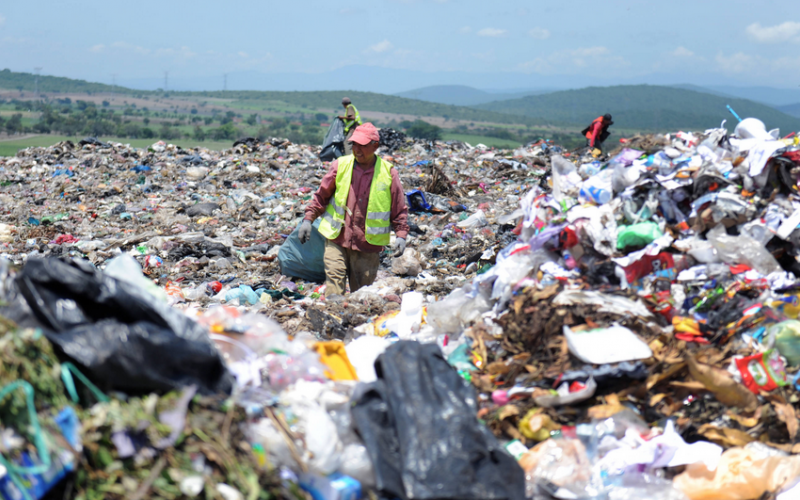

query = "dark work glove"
[392,237,406,257]
[298,220,312,244]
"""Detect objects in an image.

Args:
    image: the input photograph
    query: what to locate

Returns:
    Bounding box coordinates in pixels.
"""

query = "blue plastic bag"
[278,219,326,283]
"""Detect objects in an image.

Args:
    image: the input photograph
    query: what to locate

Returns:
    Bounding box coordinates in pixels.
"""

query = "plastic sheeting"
[351,341,525,500]
[11,257,233,395]
[278,218,326,282]
[319,118,345,162]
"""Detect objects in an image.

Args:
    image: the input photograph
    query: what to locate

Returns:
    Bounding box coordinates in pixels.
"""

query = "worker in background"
[338,97,362,156]
[299,122,408,296]
[581,113,613,154]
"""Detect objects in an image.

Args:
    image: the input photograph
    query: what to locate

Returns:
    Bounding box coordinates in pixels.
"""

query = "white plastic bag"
[551,155,582,201]
[457,210,488,228]
[707,225,781,275]
[564,325,653,364]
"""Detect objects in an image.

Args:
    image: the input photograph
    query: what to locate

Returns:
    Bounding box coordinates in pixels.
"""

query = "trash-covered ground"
[1,117,800,500]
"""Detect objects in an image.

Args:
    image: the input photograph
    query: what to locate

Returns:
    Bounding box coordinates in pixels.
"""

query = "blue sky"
[1,0,798,91]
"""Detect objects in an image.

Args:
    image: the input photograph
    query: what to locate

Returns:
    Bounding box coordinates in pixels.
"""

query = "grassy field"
[441,133,520,148]
[0,135,236,157]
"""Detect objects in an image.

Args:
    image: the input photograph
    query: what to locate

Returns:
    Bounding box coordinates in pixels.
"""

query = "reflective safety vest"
[343,104,362,133]
[317,155,393,246]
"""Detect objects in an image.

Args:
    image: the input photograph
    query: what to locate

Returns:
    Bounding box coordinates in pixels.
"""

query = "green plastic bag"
[617,221,663,249]
[769,320,800,366]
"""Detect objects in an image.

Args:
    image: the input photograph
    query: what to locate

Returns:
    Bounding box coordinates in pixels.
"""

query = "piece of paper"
[777,210,800,240]
[746,140,785,177]
[564,325,652,364]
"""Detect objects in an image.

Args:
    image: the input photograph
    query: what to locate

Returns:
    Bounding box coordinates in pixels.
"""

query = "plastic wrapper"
[457,209,489,228]
[706,224,781,275]
[391,248,422,276]
[425,286,492,334]
[617,221,663,249]
[579,169,613,205]
[674,446,800,500]
[519,438,600,499]
[551,155,581,201]
[534,376,597,407]
[769,320,800,366]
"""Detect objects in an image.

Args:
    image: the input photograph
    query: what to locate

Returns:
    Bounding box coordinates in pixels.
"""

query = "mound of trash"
[1,117,800,500]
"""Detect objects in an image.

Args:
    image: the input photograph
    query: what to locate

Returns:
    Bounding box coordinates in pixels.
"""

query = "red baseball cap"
[348,123,380,145]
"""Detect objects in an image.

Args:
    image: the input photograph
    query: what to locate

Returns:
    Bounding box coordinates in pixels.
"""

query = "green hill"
[779,103,800,119]
[179,90,539,125]
[395,85,555,106]
[0,70,538,127]
[476,85,800,133]
[0,69,120,94]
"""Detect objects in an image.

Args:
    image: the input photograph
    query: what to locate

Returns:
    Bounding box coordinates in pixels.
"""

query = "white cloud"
[715,52,754,73]
[92,42,199,62]
[528,27,550,40]
[0,15,5,27]
[459,26,472,34]
[714,50,800,78]
[472,50,496,62]
[672,46,694,57]
[566,46,609,66]
[746,21,800,43]
[365,39,393,53]
[238,51,249,58]
[154,46,197,59]
[111,41,150,56]
[477,27,507,37]
[517,46,627,74]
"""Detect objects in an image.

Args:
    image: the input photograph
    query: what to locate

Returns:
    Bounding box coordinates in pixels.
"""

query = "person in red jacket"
[581,113,613,151]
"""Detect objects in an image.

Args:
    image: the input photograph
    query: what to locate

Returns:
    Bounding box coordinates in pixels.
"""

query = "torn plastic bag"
[319,118,345,162]
[351,341,525,500]
[407,190,467,213]
[10,257,232,395]
[406,189,433,212]
[278,218,326,283]
[706,224,781,275]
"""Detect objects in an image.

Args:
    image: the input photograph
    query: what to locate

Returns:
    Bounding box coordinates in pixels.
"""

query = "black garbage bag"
[379,128,408,153]
[12,258,232,396]
[351,341,525,500]
[78,137,109,147]
[233,137,259,148]
[185,202,220,217]
[320,118,345,162]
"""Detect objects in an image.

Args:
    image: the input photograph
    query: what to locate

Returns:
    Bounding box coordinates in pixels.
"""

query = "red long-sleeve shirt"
[587,120,604,148]
[304,157,409,253]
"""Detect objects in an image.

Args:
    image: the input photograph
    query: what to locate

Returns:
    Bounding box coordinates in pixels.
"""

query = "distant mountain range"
[474,85,800,132]
[394,85,556,106]
[779,103,800,119]
[395,83,800,121]
[1,69,799,133]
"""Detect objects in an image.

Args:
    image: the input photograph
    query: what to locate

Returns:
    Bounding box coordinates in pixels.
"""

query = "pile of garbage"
[0,114,800,500]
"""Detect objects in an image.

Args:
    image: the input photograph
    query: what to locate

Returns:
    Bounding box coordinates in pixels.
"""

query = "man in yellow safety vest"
[338,97,362,156]
[299,123,408,296]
